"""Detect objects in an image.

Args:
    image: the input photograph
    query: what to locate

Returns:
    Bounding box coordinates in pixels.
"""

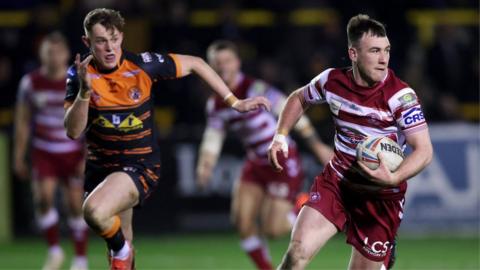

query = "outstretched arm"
[13,101,31,180]
[268,88,307,171]
[271,94,333,166]
[173,54,271,112]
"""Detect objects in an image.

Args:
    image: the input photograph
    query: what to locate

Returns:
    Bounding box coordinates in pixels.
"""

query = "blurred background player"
[64,9,270,270]
[196,40,334,270]
[13,32,89,270]
[269,14,433,270]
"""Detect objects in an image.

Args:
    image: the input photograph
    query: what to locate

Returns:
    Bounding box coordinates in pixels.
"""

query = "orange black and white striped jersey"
[64,51,182,166]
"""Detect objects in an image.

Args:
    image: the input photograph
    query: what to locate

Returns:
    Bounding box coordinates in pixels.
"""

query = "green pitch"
[0,233,478,269]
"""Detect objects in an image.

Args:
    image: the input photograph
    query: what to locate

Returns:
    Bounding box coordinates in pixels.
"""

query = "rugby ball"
[356,136,405,171]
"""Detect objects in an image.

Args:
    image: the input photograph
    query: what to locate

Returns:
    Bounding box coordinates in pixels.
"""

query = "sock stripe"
[100,216,121,238]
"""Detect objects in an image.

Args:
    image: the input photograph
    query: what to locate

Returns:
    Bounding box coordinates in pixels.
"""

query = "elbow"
[424,143,434,166]
[66,127,82,140]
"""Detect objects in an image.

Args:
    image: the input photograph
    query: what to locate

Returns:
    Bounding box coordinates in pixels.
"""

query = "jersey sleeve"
[65,65,79,102]
[303,68,333,104]
[17,74,32,104]
[205,98,225,131]
[136,52,180,80]
[388,87,428,135]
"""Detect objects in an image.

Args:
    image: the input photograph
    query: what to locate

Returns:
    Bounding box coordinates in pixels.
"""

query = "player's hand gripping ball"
[356,136,405,172]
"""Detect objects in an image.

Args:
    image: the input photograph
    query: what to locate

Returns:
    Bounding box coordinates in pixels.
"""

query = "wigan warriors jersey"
[303,68,427,188]
[17,69,83,153]
[206,74,294,161]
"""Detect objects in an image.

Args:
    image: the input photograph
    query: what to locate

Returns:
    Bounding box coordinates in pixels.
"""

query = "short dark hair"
[207,40,239,61]
[42,31,68,47]
[83,8,125,35]
[347,14,386,47]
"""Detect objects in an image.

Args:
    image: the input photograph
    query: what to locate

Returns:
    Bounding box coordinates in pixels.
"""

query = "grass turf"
[0,233,478,269]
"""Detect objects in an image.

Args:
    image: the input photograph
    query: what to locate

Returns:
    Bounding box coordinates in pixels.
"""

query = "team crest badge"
[128,87,142,102]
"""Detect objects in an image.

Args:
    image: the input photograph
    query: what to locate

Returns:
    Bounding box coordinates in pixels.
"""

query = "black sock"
[105,228,126,252]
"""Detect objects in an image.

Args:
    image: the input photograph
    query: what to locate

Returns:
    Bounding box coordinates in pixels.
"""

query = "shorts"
[241,146,304,202]
[84,161,161,207]
[305,165,405,262]
[31,148,84,184]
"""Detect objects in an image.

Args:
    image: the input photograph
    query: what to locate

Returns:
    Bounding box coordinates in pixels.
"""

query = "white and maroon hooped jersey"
[303,68,427,187]
[17,69,83,153]
[206,74,294,161]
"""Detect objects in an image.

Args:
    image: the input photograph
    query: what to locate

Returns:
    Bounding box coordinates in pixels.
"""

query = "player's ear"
[81,35,91,50]
[348,46,357,62]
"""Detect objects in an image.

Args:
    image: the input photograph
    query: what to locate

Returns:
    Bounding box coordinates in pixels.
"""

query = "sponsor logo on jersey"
[329,98,342,116]
[401,106,424,126]
[128,87,142,102]
[309,192,321,202]
[251,81,267,95]
[338,125,366,144]
[92,113,143,132]
[154,53,164,63]
[398,92,417,108]
[363,237,391,257]
[141,52,153,63]
[366,112,382,125]
[122,69,141,78]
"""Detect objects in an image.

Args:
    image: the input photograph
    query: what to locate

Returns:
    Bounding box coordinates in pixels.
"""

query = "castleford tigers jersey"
[206,74,296,162]
[303,68,428,190]
[64,51,181,165]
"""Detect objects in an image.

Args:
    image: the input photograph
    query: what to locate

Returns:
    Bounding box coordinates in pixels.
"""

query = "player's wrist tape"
[224,93,239,107]
[273,133,289,153]
[77,92,91,101]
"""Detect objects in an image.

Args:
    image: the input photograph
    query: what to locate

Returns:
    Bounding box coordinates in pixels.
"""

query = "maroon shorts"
[31,148,84,182]
[241,147,304,202]
[305,165,405,262]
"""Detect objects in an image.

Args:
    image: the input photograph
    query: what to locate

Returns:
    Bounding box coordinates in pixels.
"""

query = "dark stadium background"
[0,0,478,269]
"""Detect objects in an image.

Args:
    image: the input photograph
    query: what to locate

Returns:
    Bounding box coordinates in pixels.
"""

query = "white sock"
[38,208,59,230]
[68,217,88,240]
[240,235,262,252]
[72,256,88,267]
[49,245,63,255]
[112,241,130,260]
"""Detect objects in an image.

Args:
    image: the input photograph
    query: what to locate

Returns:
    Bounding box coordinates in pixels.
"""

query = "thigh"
[231,179,265,229]
[348,247,384,270]
[83,172,140,218]
[61,181,84,217]
[260,196,293,236]
[290,205,338,258]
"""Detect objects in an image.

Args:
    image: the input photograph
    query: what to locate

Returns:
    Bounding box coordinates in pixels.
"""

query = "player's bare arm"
[272,91,334,166]
[173,54,271,113]
[64,54,93,139]
[268,88,306,171]
[358,129,433,187]
[13,101,31,180]
[196,127,226,189]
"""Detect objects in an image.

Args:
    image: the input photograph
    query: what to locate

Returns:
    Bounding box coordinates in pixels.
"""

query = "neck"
[226,73,242,90]
[41,66,67,81]
[352,64,376,88]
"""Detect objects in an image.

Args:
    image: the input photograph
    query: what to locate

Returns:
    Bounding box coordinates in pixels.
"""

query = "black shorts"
[84,161,161,207]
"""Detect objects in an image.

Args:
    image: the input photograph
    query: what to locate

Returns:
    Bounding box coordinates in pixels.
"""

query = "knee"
[82,201,108,228]
[263,223,288,239]
[281,240,310,268]
[233,215,256,238]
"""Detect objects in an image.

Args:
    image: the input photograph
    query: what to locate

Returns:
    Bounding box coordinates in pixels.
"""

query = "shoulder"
[382,69,410,99]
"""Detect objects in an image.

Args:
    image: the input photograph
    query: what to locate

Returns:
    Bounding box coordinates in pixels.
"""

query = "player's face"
[39,40,70,71]
[209,49,241,84]
[84,23,123,70]
[350,33,390,86]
